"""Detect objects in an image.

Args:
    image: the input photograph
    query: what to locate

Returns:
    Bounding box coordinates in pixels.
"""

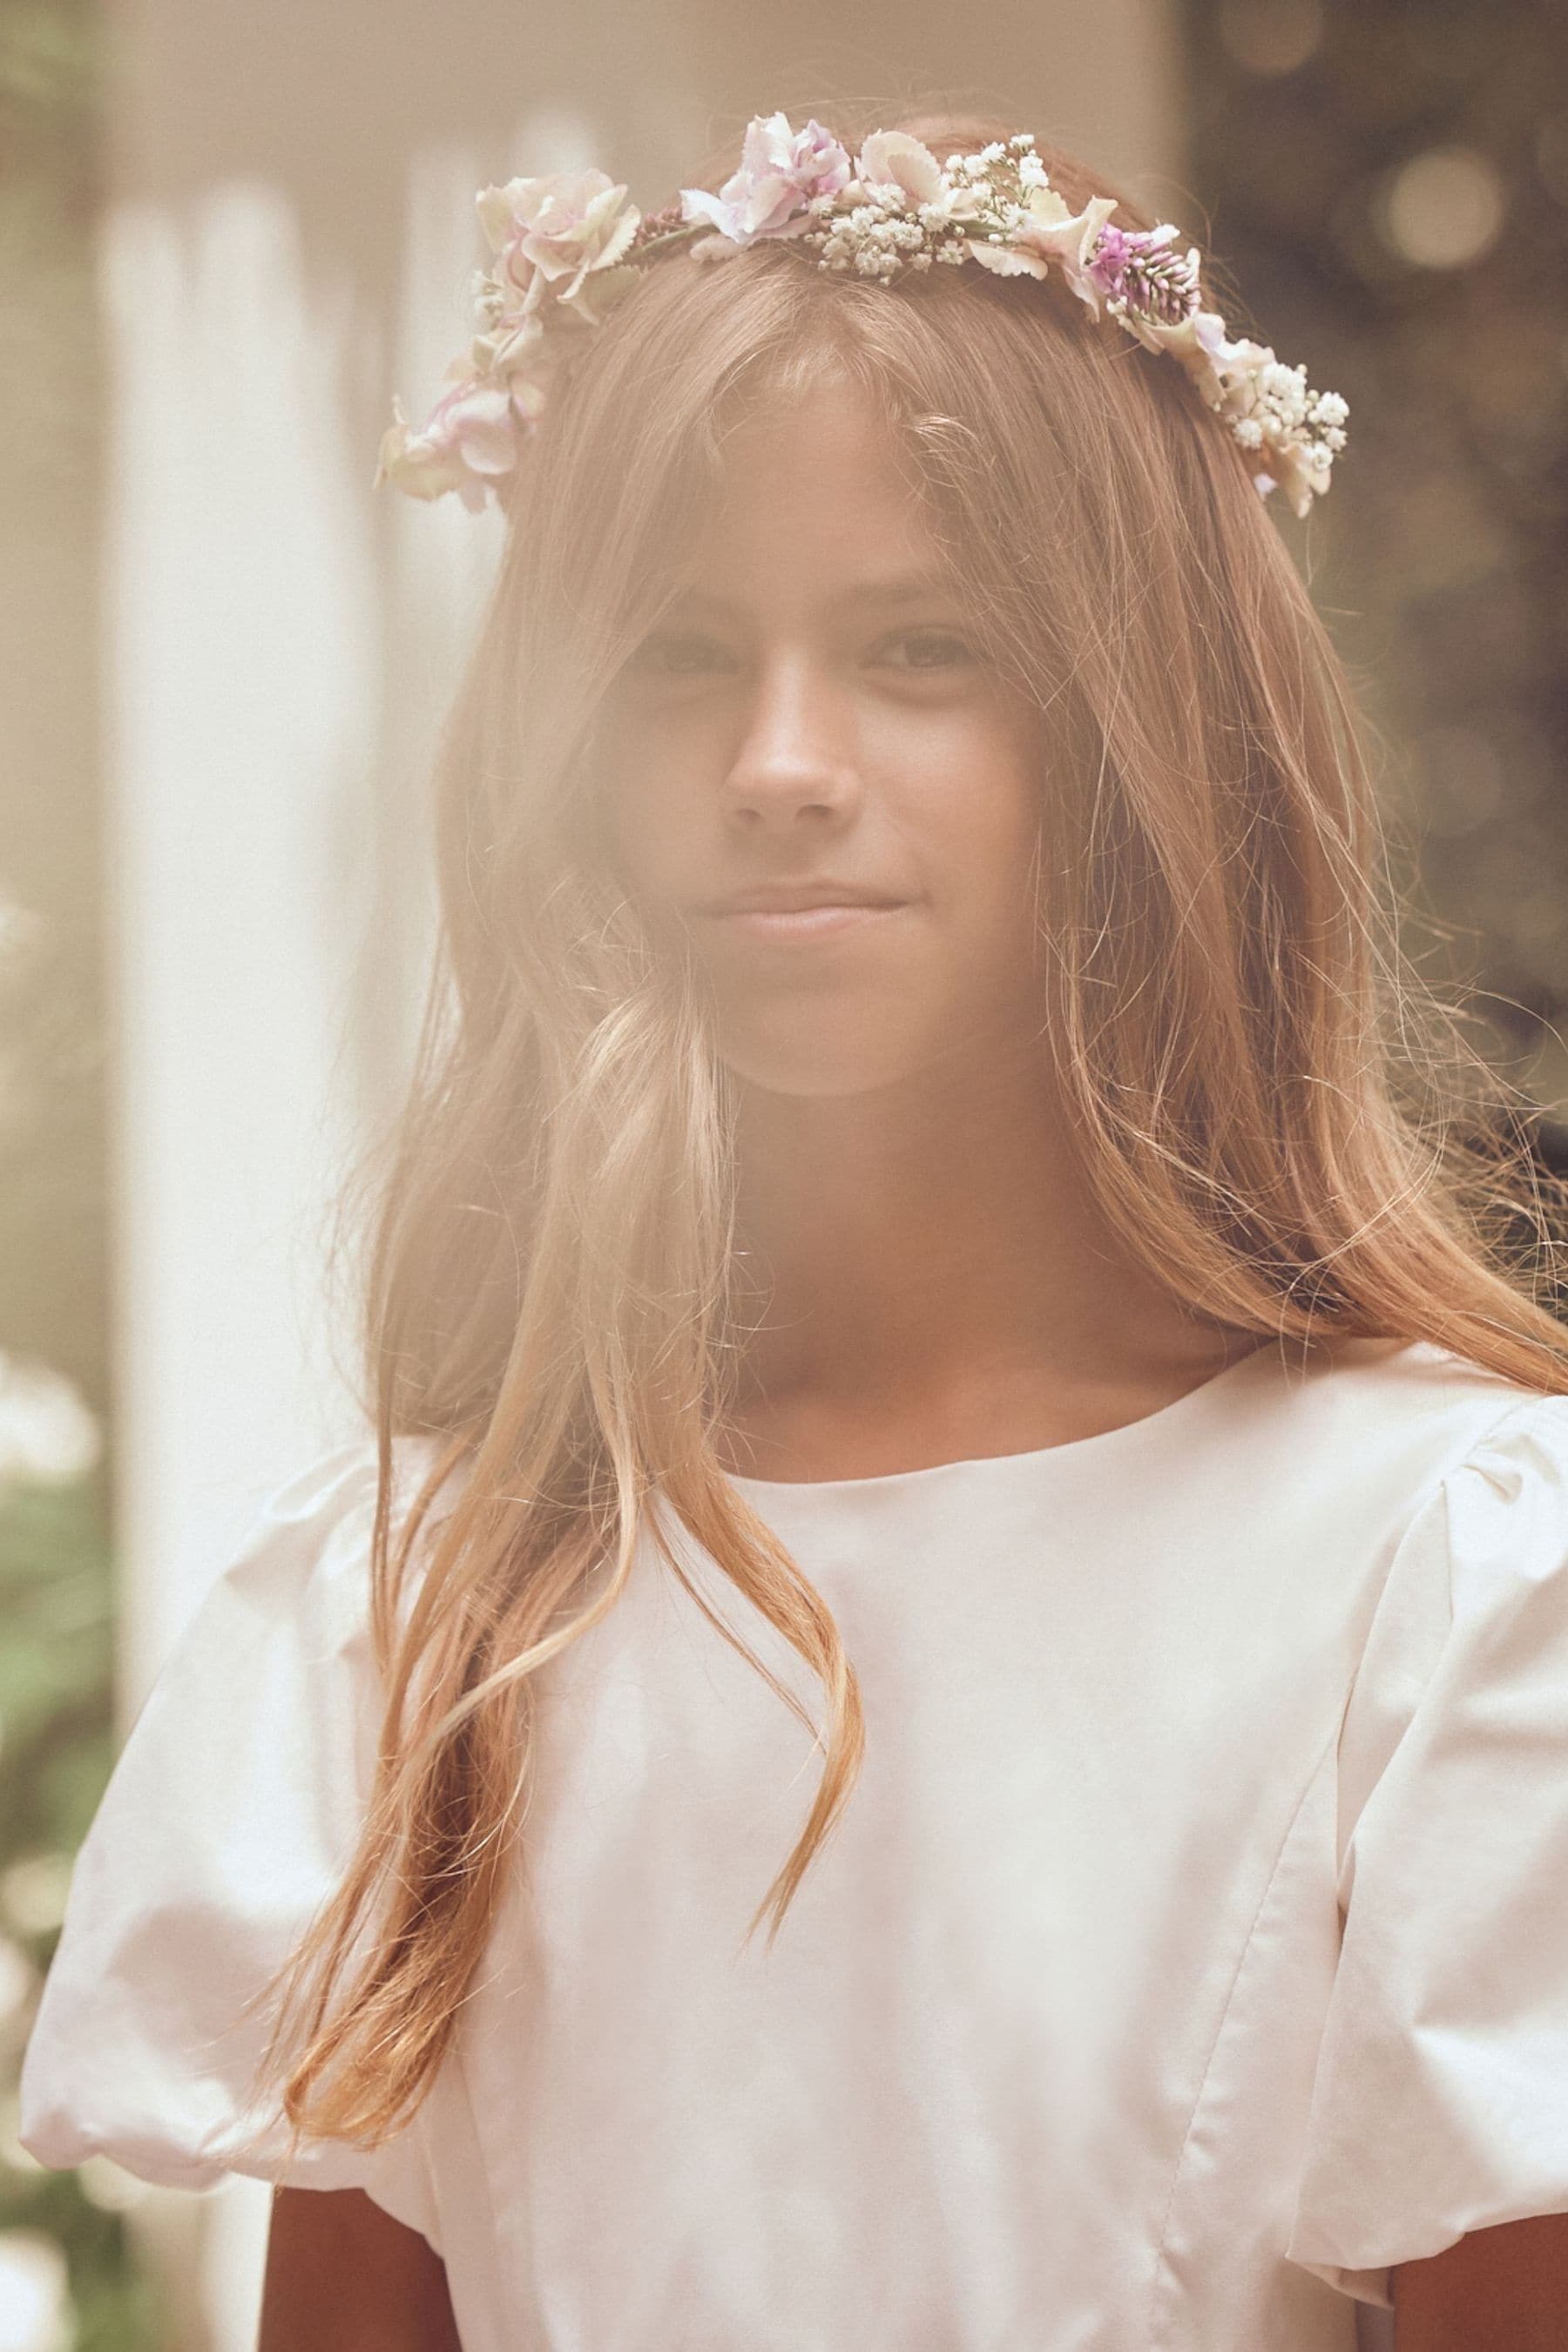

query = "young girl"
[20,105,1568,2352]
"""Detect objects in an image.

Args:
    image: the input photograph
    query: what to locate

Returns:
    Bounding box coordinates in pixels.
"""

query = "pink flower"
[476,170,640,318]
[1083,221,1200,323]
[373,370,519,513]
[476,306,549,381]
[679,112,852,245]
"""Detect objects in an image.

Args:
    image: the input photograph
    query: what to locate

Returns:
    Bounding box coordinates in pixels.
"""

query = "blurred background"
[0,0,1564,2344]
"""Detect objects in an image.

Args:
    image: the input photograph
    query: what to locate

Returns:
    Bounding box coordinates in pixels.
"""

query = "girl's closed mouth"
[711,902,911,943]
[693,882,912,942]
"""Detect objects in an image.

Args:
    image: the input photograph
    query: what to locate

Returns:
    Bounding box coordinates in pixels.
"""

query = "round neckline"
[720,1335,1406,1501]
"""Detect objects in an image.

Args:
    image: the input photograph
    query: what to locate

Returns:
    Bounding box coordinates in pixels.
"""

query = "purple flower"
[1085,221,1202,325]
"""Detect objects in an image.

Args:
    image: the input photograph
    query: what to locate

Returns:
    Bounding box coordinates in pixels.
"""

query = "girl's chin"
[717,1035,969,1101]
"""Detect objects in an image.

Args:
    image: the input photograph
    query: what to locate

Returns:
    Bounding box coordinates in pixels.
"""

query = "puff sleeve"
[17,1436,450,2247]
[1286,1391,1568,2303]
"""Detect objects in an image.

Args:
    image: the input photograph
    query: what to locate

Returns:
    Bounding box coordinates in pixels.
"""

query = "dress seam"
[451,2026,509,2352]
[1143,1720,1341,2351]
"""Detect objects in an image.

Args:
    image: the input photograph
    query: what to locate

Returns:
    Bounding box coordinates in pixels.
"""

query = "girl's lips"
[701,902,910,943]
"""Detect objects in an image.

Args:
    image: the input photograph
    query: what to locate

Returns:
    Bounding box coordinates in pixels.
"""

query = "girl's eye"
[625,630,737,679]
[875,628,977,672]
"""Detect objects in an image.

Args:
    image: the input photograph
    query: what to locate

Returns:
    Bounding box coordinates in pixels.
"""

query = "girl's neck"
[725,1038,1240,1473]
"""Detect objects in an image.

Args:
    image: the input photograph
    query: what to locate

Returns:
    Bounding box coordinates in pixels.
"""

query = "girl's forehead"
[686,395,943,566]
[713,375,902,483]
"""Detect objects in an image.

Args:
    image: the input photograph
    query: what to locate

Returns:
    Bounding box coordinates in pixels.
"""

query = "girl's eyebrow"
[833,575,961,611]
[665,573,961,618]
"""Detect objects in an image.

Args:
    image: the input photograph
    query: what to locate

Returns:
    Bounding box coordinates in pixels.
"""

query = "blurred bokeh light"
[1183,0,1568,1116]
[1380,145,1504,270]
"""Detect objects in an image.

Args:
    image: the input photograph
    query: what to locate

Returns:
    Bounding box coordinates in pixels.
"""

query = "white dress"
[20,1335,1568,2351]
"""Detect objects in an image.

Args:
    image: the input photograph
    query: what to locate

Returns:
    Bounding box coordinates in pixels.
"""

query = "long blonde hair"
[260,105,1568,2146]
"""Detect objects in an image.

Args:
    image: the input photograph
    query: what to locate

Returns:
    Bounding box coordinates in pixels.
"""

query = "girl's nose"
[720,652,860,832]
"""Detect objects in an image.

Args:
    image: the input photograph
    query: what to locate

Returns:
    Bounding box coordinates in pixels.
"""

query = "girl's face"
[597,385,1051,1098]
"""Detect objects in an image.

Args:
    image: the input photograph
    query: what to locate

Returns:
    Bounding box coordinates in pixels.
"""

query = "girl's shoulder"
[1288,1353,1568,2289]
[1260,1332,1568,1497]
[16,1429,463,2205]
[1299,1335,1568,1614]
[1307,1329,1568,1420]
[214,1428,460,1614]
[160,1427,473,1698]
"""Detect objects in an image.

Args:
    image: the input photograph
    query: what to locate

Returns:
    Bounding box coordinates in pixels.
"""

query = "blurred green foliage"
[1,1469,158,2351]
[0,0,110,1421]
[0,0,99,149]
[2,3,144,2343]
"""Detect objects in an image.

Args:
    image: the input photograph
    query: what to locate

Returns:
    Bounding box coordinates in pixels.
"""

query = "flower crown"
[375,114,1348,522]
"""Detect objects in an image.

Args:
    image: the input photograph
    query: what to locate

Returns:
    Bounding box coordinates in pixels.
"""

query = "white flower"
[1267,438,1335,519]
[0,1855,71,1938]
[962,239,1051,281]
[0,1355,98,1487]
[1119,304,1262,408]
[855,130,946,206]
[0,2233,71,2352]
[967,189,1118,304]
[471,303,547,381]
[0,1937,33,2032]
